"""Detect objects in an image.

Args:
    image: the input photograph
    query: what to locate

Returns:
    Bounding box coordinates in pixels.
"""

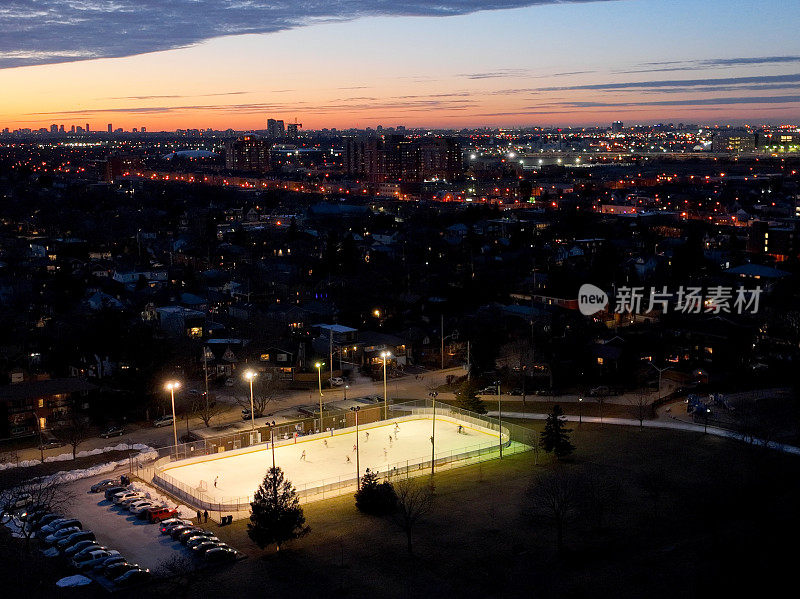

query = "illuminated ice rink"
[161,416,502,501]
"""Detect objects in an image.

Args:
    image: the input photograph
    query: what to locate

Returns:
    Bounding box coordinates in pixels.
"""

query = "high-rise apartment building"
[225,135,273,172]
[345,135,461,184]
[266,118,285,138]
[107,123,113,133]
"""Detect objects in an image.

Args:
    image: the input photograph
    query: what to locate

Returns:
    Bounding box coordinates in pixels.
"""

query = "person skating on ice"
[300,450,306,461]
[214,476,219,488]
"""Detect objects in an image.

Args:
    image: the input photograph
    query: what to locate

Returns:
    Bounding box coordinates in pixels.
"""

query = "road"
[6,367,679,463]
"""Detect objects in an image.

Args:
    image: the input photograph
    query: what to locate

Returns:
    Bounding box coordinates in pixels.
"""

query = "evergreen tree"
[355,468,397,516]
[248,466,310,552]
[454,380,488,414]
[539,405,575,459]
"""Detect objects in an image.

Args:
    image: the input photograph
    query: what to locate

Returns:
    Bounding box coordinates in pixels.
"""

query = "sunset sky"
[1,0,799,131]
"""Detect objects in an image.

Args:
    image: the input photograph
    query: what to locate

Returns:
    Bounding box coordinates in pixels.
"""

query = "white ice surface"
[163,417,501,501]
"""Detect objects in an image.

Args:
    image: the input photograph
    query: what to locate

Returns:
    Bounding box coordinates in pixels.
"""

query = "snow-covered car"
[74,549,117,570]
[130,502,160,517]
[104,486,129,501]
[113,491,141,505]
[56,530,95,551]
[125,499,153,512]
[94,554,126,572]
[64,540,100,557]
[104,561,138,578]
[44,525,81,545]
[187,535,219,549]
[328,377,344,386]
[169,525,196,539]
[179,529,215,544]
[40,518,81,536]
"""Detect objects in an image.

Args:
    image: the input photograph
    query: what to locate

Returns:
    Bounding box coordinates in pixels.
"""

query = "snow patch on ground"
[56,574,92,587]
[0,443,155,471]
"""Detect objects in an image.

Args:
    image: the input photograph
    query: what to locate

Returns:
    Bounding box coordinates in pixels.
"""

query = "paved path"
[491,411,800,456]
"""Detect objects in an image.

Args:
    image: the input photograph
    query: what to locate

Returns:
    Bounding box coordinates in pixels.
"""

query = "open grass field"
[151,420,800,599]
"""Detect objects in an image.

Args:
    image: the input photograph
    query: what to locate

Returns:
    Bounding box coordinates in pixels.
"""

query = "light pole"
[344,384,349,401]
[495,380,503,459]
[350,406,361,488]
[269,424,276,470]
[315,362,324,432]
[578,397,583,424]
[381,351,391,420]
[244,370,257,431]
[165,381,180,456]
[648,361,672,401]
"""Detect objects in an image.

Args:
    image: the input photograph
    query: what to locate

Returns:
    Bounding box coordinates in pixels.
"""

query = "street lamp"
[244,370,257,431]
[315,362,324,431]
[165,381,180,454]
[381,351,391,420]
[578,397,583,424]
[344,384,349,401]
[350,406,361,488]
[495,381,503,459]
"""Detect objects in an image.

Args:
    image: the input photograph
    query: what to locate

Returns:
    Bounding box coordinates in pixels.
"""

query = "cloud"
[621,55,800,73]
[536,73,800,92]
[0,1,615,69]
[106,91,250,101]
[553,95,800,108]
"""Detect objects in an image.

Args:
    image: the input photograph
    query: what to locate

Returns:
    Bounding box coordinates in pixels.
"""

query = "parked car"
[509,388,523,396]
[152,415,174,428]
[27,512,59,530]
[328,377,344,386]
[241,408,263,420]
[113,491,141,505]
[100,426,125,438]
[73,549,115,570]
[44,526,81,544]
[64,540,100,557]
[90,479,118,493]
[104,562,138,578]
[160,519,192,534]
[180,529,215,544]
[187,535,219,549]
[73,545,108,561]
[146,507,179,523]
[94,555,126,572]
[191,540,224,554]
[39,439,65,450]
[126,499,154,512]
[224,378,235,387]
[113,568,151,587]
[204,546,238,562]
[77,550,121,571]
[104,486,129,501]
[56,530,95,550]
[40,518,81,535]
[134,503,163,519]
[119,494,148,509]
[478,386,499,395]
[169,525,196,540]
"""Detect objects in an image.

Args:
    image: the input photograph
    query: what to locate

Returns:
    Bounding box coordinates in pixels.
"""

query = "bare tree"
[579,468,619,530]
[53,414,91,459]
[237,375,284,417]
[524,469,581,553]
[392,478,435,555]
[628,390,651,428]
[192,396,225,428]
[0,472,75,550]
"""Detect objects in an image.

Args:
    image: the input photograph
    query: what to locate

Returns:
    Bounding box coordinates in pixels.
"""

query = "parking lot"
[66,470,205,573]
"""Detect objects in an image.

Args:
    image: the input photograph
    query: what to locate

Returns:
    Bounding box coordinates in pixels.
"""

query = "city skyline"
[2,0,800,130]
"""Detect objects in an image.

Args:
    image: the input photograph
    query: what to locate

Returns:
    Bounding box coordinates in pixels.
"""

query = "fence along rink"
[151,399,531,515]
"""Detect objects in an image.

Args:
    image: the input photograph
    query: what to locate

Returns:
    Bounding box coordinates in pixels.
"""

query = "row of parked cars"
[94,478,239,563]
[21,507,150,587]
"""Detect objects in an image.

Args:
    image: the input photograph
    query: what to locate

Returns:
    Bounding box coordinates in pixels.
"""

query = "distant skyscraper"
[59,124,65,133]
[287,122,302,138]
[141,126,146,133]
[107,123,113,133]
[612,121,624,133]
[86,123,90,132]
[225,135,273,172]
[50,124,58,133]
[266,118,285,138]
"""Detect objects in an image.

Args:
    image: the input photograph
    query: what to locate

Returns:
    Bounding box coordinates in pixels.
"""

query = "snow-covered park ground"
[161,416,504,503]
